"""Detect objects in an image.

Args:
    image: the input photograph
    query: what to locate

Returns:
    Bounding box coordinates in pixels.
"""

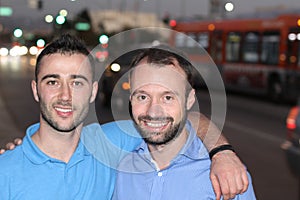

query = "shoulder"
[102,120,138,135]
[0,145,23,172]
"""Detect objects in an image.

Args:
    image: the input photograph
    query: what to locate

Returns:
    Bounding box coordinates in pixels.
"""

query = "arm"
[188,111,249,200]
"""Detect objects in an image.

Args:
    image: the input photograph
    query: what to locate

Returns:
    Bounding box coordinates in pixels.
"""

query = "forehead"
[38,53,92,77]
[130,62,188,94]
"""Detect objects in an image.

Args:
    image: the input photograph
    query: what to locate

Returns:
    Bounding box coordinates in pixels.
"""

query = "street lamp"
[224,2,234,12]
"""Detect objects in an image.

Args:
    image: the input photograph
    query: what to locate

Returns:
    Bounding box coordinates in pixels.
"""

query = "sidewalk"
[0,95,22,148]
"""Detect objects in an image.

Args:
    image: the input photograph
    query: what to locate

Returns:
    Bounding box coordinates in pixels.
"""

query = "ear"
[89,81,99,103]
[31,80,40,102]
[186,89,195,110]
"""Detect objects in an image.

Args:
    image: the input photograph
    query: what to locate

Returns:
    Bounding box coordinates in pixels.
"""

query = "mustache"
[55,101,72,107]
[138,115,174,122]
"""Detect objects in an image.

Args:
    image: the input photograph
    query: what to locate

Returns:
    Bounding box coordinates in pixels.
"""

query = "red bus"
[170,14,300,102]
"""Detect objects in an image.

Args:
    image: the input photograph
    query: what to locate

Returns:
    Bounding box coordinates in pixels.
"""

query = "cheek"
[131,103,146,117]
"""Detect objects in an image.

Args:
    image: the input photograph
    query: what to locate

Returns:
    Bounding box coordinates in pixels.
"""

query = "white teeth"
[55,107,72,113]
[146,121,168,128]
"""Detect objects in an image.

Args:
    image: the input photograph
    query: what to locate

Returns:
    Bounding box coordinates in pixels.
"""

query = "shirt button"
[157,172,163,177]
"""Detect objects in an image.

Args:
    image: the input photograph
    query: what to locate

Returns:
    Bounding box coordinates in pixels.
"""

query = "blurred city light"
[36,39,46,48]
[59,9,68,17]
[56,15,66,25]
[29,46,39,56]
[0,7,13,16]
[110,63,121,72]
[75,22,90,31]
[99,34,109,44]
[9,46,21,56]
[19,46,28,56]
[224,2,234,12]
[45,15,54,23]
[169,19,177,27]
[13,28,23,38]
[208,23,215,31]
[122,82,130,90]
[0,48,9,56]
[288,33,297,41]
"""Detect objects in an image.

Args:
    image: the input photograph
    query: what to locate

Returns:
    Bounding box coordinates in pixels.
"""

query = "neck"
[148,128,189,170]
[32,120,83,163]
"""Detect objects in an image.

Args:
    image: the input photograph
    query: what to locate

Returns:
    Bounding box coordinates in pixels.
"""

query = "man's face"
[130,61,195,145]
[32,53,98,133]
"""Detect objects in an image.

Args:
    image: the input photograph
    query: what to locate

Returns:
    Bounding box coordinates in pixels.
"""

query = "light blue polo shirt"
[0,121,142,200]
[112,122,257,200]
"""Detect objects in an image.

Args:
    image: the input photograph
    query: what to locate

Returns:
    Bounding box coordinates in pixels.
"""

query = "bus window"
[175,32,186,47]
[261,33,279,65]
[242,32,259,63]
[226,32,241,62]
[198,33,209,49]
[211,31,223,63]
[186,33,197,47]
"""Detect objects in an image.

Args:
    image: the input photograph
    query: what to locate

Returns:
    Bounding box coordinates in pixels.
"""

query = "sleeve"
[81,121,142,169]
[101,120,142,151]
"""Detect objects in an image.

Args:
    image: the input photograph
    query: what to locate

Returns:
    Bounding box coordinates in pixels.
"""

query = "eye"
[46,80,57,86]
[164,95,174,101]
[132,93,149,102]
[137,94,148,101]
[73,81,83,87]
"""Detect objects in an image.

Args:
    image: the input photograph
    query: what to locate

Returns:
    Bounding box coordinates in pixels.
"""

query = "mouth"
[141,119,171,132]
[54,106,73,117]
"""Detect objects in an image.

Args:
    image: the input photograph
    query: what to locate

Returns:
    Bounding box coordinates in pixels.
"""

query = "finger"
[0,148,5,155]
[241,171,249,193]
[218,178,230,200]
[5,142,15,150]
[234,173,244,194]
[14,138,23,145]
[225,175,238,200]
[210,174,221,200]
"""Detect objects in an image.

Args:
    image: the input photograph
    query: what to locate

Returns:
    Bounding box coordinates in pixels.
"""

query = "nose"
[147,99,165,117]
[59,82,72,101]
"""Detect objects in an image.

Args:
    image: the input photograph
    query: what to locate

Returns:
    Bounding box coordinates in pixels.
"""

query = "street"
[0,56,298,199]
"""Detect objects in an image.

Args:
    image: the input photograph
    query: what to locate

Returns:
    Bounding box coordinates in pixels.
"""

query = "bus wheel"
[268,79,282,102]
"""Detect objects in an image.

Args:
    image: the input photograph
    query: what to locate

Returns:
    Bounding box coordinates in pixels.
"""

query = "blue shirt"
[112,122,256,200]
[0,121,142,200]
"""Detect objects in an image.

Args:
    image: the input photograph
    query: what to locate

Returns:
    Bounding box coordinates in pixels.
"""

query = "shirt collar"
[22,123,91,165]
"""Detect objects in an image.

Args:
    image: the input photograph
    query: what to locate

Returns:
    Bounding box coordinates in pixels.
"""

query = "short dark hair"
[129,45,195,89]
[35,34,95,81]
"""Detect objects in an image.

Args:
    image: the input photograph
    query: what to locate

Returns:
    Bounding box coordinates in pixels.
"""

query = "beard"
[40,99,89,133]
[133,113,187,146]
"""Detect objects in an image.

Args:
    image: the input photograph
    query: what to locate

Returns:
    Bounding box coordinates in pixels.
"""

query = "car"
[282,100,300,176]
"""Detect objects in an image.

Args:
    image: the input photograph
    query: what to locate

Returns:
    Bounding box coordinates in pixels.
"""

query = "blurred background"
[1,0,300,199]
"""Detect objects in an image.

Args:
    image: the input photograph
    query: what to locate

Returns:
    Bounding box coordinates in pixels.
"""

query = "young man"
[0,34,247,200]
[112,47,256,199]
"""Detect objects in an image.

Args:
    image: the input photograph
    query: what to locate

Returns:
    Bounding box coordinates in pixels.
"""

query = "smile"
[54,107,73,113]
[145,121,169,128]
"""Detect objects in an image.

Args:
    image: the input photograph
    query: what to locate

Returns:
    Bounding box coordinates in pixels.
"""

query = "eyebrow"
[131,89,179,97]
[41,74,89,82]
